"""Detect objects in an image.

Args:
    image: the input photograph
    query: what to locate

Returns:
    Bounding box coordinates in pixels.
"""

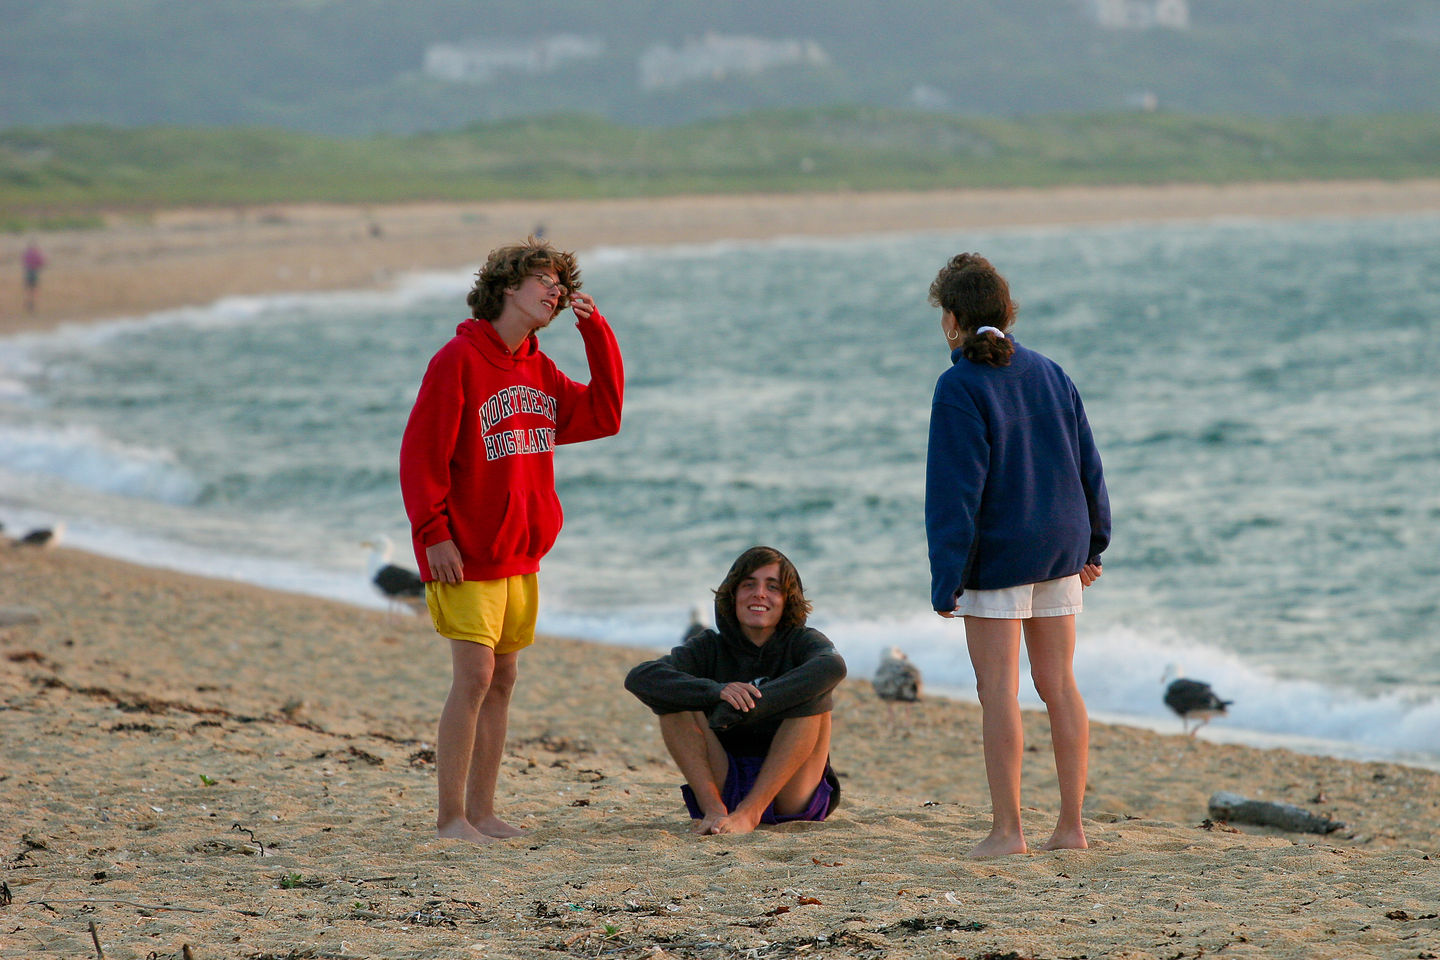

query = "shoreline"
[12,524,1440,775]
[6,178,1440,334]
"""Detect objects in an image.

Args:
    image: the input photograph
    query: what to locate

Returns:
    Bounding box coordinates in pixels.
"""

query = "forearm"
[926,401,987,609]
[581,312,624,428]
[399,436,454,545]
[399,359,462,543]
[625,660,723,714]
[1075,393,1111,563]
[709,651,846,731]
[557,312,624,443]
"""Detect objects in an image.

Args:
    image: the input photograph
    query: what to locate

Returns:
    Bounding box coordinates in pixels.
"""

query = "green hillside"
[5,110,1439,228]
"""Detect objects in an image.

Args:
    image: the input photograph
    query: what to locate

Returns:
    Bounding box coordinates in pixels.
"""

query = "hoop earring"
[945,329,961,342]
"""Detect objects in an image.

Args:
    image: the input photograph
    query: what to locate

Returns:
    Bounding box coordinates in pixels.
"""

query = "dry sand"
[3,183,1440,958]
[3,547,1438,960]
[5,179,1440,333]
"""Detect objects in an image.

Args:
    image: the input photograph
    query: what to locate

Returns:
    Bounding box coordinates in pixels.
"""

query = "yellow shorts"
[425,574,538,655]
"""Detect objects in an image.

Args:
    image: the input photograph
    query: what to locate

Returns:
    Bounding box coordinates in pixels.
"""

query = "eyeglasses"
[529,274,568,294]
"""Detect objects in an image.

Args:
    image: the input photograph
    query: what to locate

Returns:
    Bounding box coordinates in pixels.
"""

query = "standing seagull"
[363,535,426,616]
[872,646,922,704]
[1161,664,1233,735]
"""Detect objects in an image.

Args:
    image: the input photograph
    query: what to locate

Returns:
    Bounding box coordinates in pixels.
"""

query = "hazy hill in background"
[4,0,1439,135]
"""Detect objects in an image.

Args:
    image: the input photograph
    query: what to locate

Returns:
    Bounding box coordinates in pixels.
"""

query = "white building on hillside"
[638,34,829,90]
[423,35,605,84]
[1083,0,1190,30]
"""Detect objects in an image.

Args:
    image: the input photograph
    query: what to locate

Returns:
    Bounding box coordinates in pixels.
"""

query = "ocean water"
[2,215,1437,768]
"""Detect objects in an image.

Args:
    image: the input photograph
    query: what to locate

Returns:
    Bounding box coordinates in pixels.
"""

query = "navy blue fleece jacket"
[926,337,1110,611]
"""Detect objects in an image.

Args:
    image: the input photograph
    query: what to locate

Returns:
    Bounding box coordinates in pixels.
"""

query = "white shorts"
[954,575,1083,619]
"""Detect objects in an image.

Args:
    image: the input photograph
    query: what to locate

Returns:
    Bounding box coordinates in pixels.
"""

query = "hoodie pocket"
[488,489,563,562]
[531,488,563,557]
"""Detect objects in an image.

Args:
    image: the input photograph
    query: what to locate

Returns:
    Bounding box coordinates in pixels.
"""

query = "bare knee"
[659,711,708,738]
[974,675,1019,708]
[450,660,495,704]
[487,656,520,701]
[1030,673,1080,706]
[776,712,825,742]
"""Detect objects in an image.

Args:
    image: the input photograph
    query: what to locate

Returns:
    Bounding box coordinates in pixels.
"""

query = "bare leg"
[465,650,525,838]
[710,713,830,836]
[436,639,497,844]
[1025,615,1089,851]
[964,617,1027,857]
[659,712,731,833]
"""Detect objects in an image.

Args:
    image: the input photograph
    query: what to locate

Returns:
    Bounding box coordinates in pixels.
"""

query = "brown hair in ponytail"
[928,252,1017,367]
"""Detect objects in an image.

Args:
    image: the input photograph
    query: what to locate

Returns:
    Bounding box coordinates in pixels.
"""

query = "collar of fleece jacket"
[712,595,804,655]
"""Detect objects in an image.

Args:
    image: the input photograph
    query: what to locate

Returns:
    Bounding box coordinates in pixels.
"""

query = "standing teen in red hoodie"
[400,238,623,845]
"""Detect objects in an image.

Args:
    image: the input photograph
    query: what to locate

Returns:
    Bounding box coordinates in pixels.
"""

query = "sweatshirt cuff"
[418,518,453,547]
[708,701,743,731]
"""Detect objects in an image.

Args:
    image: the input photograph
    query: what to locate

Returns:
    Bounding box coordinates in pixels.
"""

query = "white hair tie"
[975,326,1005,338]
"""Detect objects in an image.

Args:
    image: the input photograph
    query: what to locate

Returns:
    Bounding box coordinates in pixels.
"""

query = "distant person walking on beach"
[400,237,624,845]
[22,242,46,313]
[925,253,1110,857]
[625,546,846,835]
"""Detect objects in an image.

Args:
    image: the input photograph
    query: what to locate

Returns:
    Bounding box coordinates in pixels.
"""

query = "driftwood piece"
[0,606,41,626]
[1207,790,1344,835]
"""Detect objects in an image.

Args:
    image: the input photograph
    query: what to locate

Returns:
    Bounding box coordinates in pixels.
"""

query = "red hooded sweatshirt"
[399,313,623,582]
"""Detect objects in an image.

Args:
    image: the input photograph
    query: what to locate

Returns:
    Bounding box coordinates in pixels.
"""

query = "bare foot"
[966,830,1028,858]
[1040,827,1088,851]
[437,818,498,845]
[470,814,526,839]
[706,807,762,835]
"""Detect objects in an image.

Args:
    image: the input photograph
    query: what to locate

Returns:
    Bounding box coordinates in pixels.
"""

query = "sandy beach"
[2,546,1438,960]
[3,181,1440,958]
[6,178,1440,333]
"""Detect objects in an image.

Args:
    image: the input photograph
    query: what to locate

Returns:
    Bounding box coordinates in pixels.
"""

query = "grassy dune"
[4,108,1440,227]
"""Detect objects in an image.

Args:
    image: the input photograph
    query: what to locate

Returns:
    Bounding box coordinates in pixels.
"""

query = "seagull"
[14,522,65,549]
[363,535,425,616]
[872,646,922,703]
[1161,664,1233,735]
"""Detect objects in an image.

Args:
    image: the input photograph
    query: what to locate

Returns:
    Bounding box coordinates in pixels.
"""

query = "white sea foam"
[0,377,32,403]
[545,606,1440,768]
[0,423,202,504]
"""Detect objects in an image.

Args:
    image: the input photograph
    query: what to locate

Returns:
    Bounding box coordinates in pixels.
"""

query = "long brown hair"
[713,545,812,635]
[928,252,1017,367]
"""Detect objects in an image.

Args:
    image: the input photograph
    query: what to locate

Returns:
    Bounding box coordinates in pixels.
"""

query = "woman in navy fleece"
[925,253,1110,858]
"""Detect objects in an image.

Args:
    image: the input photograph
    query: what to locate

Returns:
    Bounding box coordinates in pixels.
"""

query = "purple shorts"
[681,752,840,824]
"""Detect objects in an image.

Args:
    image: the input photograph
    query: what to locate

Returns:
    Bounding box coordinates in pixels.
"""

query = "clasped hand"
[718,681,762,712]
